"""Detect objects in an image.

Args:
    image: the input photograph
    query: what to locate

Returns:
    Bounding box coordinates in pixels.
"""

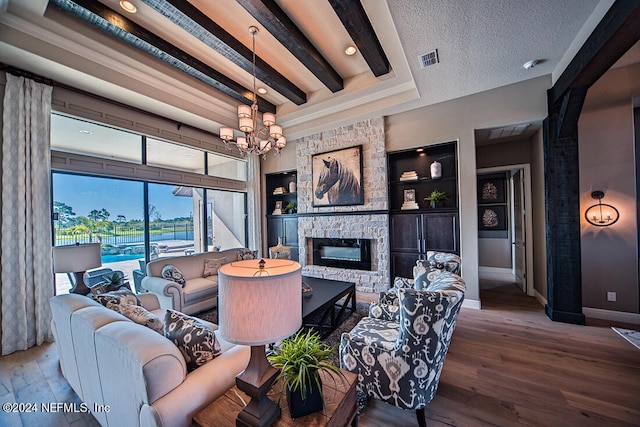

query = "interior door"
[512,170,527,293]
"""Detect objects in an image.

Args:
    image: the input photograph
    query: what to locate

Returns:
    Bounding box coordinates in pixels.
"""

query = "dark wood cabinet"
[266,216,299,261]
[265,171,299,261]
[388,142,459,279]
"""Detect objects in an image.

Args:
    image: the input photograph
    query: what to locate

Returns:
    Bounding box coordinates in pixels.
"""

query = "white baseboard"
[479,267,514,277]
[582,307,640,325]
[462,299,481,310]
[534,290,547,307]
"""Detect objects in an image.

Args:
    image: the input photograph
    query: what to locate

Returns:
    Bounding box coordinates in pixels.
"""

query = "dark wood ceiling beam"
[165,0,307,105]
[328,0,390,77]
[50,0,276,113]
[237,0,344,93]
[551,0,640,104]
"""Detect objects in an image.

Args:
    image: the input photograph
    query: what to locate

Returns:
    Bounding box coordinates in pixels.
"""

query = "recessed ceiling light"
[257,87,267,94]
[120,1,137,13]
[79,130,92,135]
[345,46,357,56]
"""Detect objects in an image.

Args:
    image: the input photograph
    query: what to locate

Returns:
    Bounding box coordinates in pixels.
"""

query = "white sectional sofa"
[142,248,248,315]
[49,292,250,427]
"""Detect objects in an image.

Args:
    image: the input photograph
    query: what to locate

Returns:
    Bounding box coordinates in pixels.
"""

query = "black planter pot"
[286,380,323,419]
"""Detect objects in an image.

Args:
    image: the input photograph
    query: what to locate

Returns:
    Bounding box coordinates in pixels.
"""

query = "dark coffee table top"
[301,276,355,320]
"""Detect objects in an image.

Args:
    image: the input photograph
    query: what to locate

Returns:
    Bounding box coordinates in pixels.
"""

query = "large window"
[148,183,199,254]
[52,174,144,294]
[206,189,247,251]
[51,114,248,295]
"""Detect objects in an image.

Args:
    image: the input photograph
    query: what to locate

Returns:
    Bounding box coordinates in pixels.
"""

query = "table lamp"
[219,258,302,427]
[52,243,102,295]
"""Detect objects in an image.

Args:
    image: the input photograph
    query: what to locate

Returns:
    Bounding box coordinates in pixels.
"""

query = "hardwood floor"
[1,286,638,427]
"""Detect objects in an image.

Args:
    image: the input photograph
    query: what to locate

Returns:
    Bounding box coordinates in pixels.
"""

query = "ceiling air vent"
[419,49,439,69]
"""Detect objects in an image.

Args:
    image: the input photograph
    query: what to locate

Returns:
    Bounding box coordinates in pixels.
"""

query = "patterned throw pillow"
[117,303,164,334]
[93,289,141,311]
[164,309,221,372]
[161,265,186,287]
[237,248,258,260]
[203,257,226,277]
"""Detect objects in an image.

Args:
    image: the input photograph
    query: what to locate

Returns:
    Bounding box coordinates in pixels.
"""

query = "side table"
[193,369,358,427]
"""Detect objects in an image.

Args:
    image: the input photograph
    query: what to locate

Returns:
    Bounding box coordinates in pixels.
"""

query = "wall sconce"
[585,191,619,226]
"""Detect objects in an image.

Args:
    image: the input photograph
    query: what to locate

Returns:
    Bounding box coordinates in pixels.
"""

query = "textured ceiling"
[0,0,621,143]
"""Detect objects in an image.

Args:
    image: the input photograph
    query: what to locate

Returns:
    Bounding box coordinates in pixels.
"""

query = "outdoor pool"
[101,254,144,263]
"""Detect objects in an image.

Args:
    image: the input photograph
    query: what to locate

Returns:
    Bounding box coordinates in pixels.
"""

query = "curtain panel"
[1,73,54,355]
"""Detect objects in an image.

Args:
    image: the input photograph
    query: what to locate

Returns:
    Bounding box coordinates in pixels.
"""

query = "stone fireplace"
[296,118,389,293]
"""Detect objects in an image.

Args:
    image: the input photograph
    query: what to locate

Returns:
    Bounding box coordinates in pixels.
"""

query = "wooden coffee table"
[193,369,358,427]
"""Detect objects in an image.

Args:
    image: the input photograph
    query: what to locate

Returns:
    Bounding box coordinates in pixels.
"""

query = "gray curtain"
[246,155,263,256]
[1,73,54,355]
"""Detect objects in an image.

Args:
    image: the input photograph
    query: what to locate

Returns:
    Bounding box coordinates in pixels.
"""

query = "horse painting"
[313,146,363,206]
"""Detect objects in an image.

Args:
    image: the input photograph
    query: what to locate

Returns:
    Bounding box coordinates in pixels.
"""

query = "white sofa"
[142,248,246,315]
[49,292,250,427]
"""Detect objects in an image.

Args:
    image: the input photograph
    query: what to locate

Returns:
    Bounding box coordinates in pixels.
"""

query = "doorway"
[477,164,534,296]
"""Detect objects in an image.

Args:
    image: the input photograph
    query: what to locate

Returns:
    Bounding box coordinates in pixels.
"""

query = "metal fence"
[54,222,194,247]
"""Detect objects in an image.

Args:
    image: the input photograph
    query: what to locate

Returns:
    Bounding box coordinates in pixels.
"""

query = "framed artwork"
[403,189,415,203]
[312,145,364,207]
[478,205,507,231]
[478,175,506,204]
[274,201,283,211]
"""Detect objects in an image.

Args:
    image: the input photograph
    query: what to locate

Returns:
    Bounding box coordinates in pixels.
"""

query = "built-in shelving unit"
[265,171,299,261]
[388,141,460,278]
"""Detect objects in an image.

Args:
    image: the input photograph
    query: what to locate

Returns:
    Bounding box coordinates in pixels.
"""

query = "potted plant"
[268,329,345,419]
[424,189,447,208]
[285,201,297,214]
[100,272,128,292]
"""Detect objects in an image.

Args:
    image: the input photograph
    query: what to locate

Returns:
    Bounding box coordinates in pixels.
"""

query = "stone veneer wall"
[296,117,389,293]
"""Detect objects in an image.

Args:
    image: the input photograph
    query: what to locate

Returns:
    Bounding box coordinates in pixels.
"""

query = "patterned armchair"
[340,273,465,427]
[424,251,461,274]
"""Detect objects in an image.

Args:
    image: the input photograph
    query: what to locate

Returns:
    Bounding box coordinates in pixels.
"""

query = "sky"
[53,173,194,221]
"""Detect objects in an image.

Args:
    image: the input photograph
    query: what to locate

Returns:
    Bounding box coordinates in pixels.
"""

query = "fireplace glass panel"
[312,238,371,271]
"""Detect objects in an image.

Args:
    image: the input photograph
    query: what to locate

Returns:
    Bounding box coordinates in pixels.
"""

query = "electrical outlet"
[607,291,617,302]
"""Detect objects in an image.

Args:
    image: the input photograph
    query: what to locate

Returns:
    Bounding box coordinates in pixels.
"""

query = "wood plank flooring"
[1,285,638,427]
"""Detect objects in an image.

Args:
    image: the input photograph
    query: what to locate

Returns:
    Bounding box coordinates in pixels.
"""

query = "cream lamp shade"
[53,243,102,295]
[218,259,302,345]
[218,258,302,426]
[52,243,102,273]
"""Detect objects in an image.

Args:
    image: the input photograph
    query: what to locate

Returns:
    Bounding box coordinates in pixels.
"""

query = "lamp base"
[235,345,280,427]
[70,271,91,295]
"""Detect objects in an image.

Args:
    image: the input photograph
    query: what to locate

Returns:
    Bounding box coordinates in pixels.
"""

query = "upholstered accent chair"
[340,272,465,427]
[424,251,461,274]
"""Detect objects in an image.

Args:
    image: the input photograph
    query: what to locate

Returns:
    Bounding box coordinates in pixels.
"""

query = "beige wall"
[530,128,547,300]
[384,76,550,304]
[578,63,640,314]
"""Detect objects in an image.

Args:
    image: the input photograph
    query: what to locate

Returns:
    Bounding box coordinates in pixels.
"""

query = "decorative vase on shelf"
[289,180,297,193]
[430,161,442,179]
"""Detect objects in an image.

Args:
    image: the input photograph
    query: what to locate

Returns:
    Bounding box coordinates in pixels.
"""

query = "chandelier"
[219,26,286,157]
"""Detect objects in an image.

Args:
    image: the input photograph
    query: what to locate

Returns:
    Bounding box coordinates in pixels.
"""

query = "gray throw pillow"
[118,303,163,334]
[203,257,226,277]
[237,248,258,260]
[164,309,221,372]
[92,289,141,310]
[161,264,186,287]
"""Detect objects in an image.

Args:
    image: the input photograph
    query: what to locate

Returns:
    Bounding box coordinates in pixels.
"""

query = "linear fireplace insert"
[312,238,372,271]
